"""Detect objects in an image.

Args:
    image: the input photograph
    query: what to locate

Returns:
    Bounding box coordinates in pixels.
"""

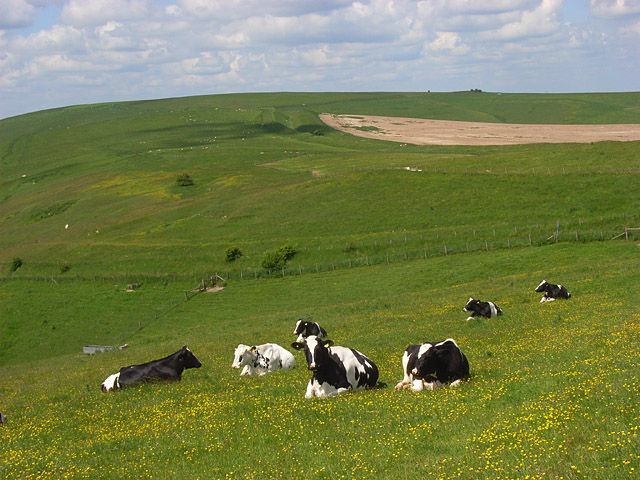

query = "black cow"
[535,280,571,303]
[291,335,379,398]
[395,339,469,392]
[463,297,502,320]
[101,346,202,392]
[293,319,327,343]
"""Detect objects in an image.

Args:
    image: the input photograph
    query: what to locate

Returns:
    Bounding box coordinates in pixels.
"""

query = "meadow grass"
[1,242,639,479]
[1,92,639,478]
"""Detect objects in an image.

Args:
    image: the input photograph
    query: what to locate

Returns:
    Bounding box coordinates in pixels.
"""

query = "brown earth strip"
[319,113,640,146]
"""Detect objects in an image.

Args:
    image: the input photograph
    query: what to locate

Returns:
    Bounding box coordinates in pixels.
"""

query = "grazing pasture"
[1,92,639,478]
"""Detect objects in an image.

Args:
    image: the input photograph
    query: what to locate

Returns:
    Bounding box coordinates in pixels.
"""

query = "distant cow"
[232,343,295,376]
[394,339,469,392]
[463,297,502,320]
[293,319,327,343]
[291,335,379,399]
[101,346,202,392]
[535,280,571,303]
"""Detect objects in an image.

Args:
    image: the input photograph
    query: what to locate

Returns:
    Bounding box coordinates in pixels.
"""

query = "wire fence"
[2,225,637,286]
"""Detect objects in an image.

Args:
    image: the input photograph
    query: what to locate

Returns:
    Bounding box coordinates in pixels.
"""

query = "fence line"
[3,226,636,286]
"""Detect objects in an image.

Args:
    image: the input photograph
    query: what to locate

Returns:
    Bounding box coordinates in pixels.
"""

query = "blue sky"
[1,0,639,119]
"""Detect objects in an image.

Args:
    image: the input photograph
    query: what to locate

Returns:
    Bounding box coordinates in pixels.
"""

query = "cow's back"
[330,346,378,389]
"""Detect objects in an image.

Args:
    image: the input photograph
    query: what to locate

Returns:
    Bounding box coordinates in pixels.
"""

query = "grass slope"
[1,92,639,479]
[1,242,639,479]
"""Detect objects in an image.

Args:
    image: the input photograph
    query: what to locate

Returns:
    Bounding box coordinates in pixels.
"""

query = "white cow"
[232,343,295,376]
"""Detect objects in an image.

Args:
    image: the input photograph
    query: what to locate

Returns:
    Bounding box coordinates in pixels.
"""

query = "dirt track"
[319,113,640,146]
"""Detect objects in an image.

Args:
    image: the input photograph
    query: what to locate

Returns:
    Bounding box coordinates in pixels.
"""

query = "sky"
[1,0,639,119]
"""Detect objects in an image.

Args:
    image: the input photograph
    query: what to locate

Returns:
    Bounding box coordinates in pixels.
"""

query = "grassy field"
[1,92,639,479]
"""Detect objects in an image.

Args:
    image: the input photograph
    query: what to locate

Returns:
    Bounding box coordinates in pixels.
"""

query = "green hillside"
[1,92,639,479]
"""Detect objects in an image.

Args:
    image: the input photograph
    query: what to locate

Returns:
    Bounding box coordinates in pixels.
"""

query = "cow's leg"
[450,379,462,388]
[466,315,474,321]
[305,380,316,399]
[411,379,425,392]
[394,373,413,391]
[240,365,252,376]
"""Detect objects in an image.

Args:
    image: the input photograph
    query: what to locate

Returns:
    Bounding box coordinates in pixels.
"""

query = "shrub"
[277,243,297,261]
[261,251,286,271]
[225,247,243,262]
[176,173,194,186]
[10,257,23,273]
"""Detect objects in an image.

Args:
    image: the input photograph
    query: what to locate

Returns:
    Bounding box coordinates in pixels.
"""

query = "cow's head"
[291,335,334,371]
[412,341,457,380]
[535,280,548,292]
[232,344,256,369]
[293,319,308,336]
[180,346,202,369]
[463,297,478,312]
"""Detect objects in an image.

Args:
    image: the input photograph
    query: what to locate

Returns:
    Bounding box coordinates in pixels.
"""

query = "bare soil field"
[320,113,640,146]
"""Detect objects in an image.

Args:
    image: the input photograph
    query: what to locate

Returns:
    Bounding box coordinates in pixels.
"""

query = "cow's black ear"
[291,342,303,350]
[250,346,256,352]
[323,340,334,348]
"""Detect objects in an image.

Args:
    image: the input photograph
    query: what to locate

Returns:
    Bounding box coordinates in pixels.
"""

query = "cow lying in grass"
[232,343,295,376]
[394,339,469,392]
[535,280,571,302]
[463,297,502,321]
[291,336,379,399]
[101,346,202,392]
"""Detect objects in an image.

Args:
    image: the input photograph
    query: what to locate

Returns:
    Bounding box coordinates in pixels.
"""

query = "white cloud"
[0,0,638,119]
[60,0,150,26]
[590,0,640,18]
[0,0,36,29]
[427,32,470,54]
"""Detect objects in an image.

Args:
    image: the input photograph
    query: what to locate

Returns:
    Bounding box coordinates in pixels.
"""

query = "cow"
[293,319,327,343]
[463,297,502,321]
[535,280,571,303]
[394,338,469,392]
[232,343,295,376]
[291,335,379,399]
[101,346,202,392]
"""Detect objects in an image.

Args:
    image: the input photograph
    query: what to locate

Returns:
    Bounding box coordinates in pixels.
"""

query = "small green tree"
[225,247,243,262]
[176,173,194,186]
[277,243,297,261]
[261,251,286,271]
[10,257,23,273]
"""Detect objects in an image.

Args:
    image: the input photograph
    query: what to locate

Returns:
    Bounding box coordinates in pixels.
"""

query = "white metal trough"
[83,344,128,355]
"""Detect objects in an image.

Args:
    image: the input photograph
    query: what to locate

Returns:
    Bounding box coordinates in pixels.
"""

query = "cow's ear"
[323,340,334,348]
[250,346,256,352]
[291,342,303,350]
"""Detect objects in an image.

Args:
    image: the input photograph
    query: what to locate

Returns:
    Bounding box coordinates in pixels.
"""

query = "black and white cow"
[535,280,571,303]
[291,335,379,399]
[101,346,202,392]
[232,343,295,376]
[394,339,469,392]
[293,319,327,343]
[463,297,502,321]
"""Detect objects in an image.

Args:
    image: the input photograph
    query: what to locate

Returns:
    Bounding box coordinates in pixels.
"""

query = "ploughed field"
[1,92,639,479]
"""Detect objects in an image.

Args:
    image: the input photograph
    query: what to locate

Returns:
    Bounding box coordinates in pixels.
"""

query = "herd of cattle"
[96,280,571,400]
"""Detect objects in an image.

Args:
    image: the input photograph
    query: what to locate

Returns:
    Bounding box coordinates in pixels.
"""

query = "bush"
[261,251,286,271]
[277,243,297,261]
[176,173,194,186]
[261,243,297,271]
[225,247,243,262]
[10,257,23,273]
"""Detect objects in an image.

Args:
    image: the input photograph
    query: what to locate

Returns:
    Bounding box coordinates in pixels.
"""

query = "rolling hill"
[1,92,639,479]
